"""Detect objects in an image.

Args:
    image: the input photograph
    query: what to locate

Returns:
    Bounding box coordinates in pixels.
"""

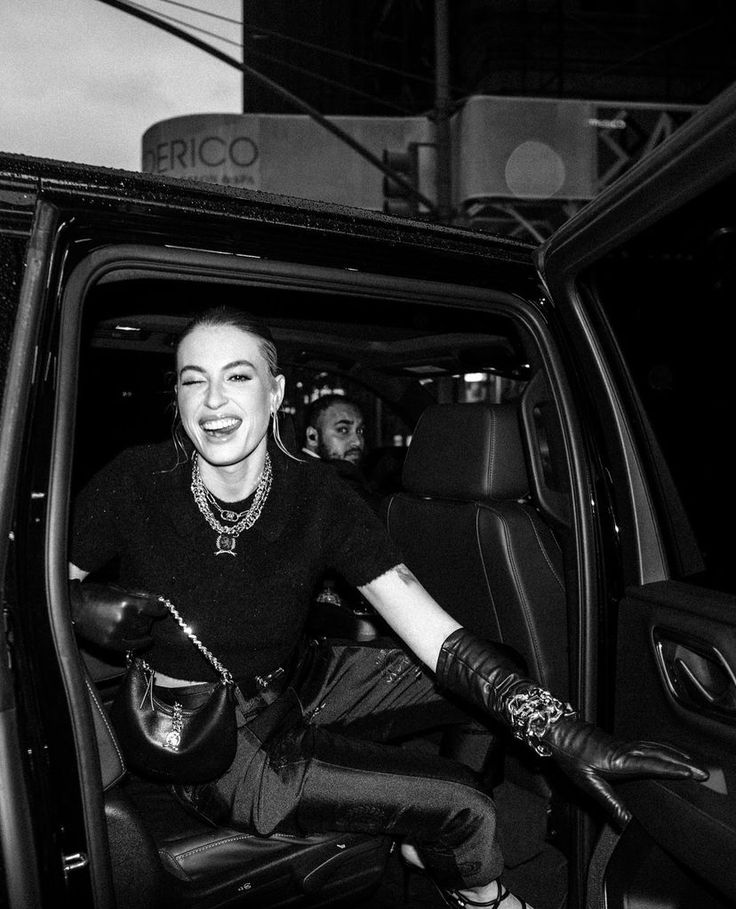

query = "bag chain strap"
[157,595,234,686]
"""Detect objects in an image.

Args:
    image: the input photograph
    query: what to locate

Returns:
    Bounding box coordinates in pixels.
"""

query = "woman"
[69,306,706,909]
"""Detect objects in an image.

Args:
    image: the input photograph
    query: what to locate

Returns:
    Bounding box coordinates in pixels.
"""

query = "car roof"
[0,149,535,267]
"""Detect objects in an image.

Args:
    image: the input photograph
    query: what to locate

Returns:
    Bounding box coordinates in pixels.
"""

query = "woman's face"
[176,324,284,469]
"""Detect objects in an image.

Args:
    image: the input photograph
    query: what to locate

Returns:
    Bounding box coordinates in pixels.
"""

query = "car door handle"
[653,629,736,722]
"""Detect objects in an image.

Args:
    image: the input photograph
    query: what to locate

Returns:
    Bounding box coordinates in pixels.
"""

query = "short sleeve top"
[70,441,403,681]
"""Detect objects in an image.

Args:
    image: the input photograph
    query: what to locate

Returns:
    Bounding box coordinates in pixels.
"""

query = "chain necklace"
[190,453,273,556]
[203,487,248,523]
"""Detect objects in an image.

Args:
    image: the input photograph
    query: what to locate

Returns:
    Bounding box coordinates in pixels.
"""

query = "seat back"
[385,401,569,698]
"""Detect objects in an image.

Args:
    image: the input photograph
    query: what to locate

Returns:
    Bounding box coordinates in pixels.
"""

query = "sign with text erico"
[141,113,431,209]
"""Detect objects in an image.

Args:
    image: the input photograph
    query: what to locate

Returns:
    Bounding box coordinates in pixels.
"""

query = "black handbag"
[110,596,238,783]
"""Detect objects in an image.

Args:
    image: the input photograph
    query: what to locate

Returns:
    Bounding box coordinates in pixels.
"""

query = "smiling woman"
[64,301,708,909]
[175,311,285,491]
[4,119,734,905]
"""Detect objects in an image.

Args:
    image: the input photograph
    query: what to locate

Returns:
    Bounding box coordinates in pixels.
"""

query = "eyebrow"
[179,359,256,375]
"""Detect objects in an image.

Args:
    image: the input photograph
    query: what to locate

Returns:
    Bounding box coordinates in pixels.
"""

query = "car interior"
[61,246,578,908]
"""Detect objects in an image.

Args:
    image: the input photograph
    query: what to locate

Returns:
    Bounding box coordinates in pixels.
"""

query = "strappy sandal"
[433,880,528,908]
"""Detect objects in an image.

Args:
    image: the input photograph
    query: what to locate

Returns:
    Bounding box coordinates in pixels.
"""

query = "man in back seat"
[301,393,378,509]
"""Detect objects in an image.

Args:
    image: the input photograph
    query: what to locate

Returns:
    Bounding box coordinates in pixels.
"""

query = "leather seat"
[384,401,569,700]
[85,673,390,908]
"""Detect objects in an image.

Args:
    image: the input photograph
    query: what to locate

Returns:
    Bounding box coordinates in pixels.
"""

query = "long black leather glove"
[436,628,709,828]
[69,580,168,652]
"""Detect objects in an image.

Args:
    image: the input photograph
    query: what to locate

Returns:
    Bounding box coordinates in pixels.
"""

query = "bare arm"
[69,562,89,582]
[358,563,461,673]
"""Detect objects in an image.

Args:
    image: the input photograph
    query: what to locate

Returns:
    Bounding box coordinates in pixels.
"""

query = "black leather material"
[386,401,569,698]
[87,667,391,906]
[437,628,708,830]
[402,402,528,501]
[70,580,168,652]
[85,676,126,791]
[110,663,237,783]
[105,788,171,909]
[123,775,391,906]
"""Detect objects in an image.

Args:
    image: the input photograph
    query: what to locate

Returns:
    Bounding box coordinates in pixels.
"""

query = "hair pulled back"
[176,305,280,378]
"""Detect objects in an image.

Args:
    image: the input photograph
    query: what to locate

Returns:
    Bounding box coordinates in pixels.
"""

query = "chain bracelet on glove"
[505,686,576,757]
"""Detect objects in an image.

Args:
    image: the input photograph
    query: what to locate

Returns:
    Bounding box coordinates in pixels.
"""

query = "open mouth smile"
[201,416,242,437]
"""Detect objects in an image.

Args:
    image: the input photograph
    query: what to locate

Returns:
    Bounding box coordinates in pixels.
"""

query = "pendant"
[164,703,183,750]
[215,534,237,556]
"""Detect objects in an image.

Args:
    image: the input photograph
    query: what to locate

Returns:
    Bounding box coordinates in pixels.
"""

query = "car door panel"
[538,81,736,906]
[613,581,736,900]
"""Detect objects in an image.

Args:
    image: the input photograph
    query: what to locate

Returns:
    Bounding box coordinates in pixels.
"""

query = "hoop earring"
[168,399,189,467]
[271,409,302,462]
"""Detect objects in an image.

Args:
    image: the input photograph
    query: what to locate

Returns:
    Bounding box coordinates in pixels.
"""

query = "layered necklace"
[190,453,273,556]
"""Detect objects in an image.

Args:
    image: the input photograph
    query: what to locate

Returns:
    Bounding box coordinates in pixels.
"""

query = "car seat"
[384,400,569,712]
[84,669,391,908]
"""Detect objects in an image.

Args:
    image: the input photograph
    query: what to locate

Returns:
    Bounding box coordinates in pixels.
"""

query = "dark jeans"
[182,639,504,889]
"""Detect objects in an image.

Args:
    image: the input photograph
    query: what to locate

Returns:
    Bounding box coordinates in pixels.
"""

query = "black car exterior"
[1,80,735,909]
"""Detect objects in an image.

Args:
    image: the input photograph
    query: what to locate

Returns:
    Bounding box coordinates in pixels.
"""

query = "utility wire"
[96,0,439,214]
[587,18,715,81]
[237,46,415,114]
[128,0,413,112]
[125,0,243,49]
[148,0,445,89]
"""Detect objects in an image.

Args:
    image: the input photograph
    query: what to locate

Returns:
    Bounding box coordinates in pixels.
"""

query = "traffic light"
[382,144,419,217]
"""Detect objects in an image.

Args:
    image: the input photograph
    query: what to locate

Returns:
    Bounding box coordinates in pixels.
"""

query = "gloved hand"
[436,627,709,828]
[541,713,708,827]
[69,580,168,652]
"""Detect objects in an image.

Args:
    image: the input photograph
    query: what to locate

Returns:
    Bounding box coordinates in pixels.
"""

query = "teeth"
[203,417,239,432]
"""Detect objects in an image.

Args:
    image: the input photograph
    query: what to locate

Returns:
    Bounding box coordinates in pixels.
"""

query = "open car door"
[537,82,736,907]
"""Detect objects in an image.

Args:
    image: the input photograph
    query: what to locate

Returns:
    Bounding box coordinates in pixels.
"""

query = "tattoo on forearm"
[396,564,417,586]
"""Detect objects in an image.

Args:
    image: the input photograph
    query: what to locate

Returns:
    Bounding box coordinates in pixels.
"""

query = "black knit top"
[70,441,403,682]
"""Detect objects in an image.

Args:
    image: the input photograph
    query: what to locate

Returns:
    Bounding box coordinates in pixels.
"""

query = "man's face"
[310,402,365,464]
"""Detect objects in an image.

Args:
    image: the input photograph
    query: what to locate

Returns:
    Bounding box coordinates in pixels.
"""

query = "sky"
[1,0,244,172]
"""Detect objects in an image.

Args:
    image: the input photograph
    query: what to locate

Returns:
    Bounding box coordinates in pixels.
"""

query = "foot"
[441,879,531,908]
[399,844,531,909]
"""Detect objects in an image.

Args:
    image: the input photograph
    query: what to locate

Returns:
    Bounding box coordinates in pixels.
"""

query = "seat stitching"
[487,408,497,496]
[484,506,544,679]
[85,677,126,775]
[384,494,394,530]
[171,833,257,860]
[524,512,565,590]
[474,508,504,642]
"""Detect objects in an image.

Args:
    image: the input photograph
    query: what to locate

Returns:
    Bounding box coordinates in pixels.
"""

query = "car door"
[0,193,109,907]
[537,82,736,907]
[3,152,549,908]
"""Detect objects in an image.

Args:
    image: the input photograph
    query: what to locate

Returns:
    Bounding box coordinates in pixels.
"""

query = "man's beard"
[319,441,362,464]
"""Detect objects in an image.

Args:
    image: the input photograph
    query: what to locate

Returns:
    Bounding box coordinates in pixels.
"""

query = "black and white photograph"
[1,3,735,908]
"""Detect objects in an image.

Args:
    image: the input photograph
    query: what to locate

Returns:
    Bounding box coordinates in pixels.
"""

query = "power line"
[125,0,241,49]
[96,0,439,214]
[588,18,715,81]
[128,0,414,113]
[239,46,415,114]
[147,0,444,89]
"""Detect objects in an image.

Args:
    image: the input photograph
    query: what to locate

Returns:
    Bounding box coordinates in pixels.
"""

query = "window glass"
[425,372,527,406]
[589,190,735,594]
[78,276,532,504]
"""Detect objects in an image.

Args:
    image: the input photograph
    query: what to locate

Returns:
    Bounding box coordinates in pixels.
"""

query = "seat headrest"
[402,403,529,501]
